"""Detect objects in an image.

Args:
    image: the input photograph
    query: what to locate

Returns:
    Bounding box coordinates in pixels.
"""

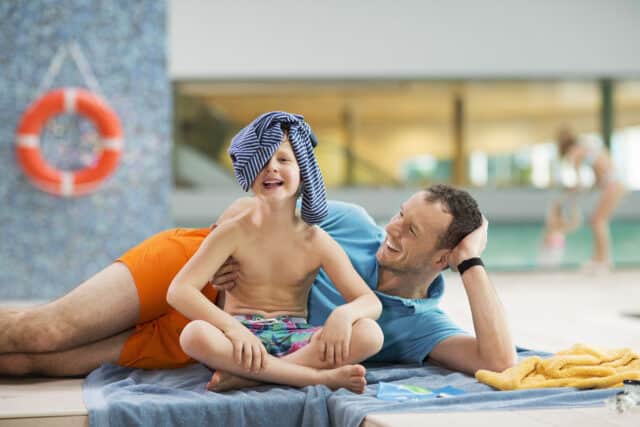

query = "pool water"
[484,221,640,270]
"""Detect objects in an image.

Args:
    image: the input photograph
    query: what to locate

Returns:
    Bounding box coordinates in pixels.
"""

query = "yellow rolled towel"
[476,344,640,391]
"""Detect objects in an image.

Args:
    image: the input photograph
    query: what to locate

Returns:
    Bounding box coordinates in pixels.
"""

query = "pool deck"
[1,269,639,426]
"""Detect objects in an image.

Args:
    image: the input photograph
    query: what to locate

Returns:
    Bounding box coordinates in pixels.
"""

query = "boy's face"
[251,139,301,199]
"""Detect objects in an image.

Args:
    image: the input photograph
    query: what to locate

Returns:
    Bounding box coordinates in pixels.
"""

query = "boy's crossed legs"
[180,316,383,393]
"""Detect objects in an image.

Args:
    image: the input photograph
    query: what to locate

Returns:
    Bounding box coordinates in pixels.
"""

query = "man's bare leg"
[0,262,139,353]
[207,318,383,391]
[0,329,133,377]
[180,320,368,393]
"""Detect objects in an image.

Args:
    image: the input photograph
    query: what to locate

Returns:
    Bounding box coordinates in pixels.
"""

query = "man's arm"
[429,218,516,375]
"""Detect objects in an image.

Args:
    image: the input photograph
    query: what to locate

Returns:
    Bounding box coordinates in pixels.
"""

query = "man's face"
[376,191,453,273]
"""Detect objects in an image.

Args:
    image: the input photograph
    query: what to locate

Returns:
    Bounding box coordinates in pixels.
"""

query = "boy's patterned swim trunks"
[235,314,321,357]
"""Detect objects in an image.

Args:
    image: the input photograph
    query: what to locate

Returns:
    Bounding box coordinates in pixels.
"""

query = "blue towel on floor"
[330,352,620,427]
[83,363,332,427]
[82,350,619,427]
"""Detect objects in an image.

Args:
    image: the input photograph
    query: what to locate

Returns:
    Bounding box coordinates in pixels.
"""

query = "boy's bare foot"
[207,364,367,394]
[207,371,261,392]
[323,364,367,394]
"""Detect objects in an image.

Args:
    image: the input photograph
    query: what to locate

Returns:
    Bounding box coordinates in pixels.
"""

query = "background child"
[539,194,582,267]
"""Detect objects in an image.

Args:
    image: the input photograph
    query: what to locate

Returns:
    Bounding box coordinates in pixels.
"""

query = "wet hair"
[424,184,483,250]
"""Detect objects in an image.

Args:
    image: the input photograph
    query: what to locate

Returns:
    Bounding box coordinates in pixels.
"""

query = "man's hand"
[316,308,353,367]
[210,257,239,291]
[448,216,488,271]
[223,323,268,373]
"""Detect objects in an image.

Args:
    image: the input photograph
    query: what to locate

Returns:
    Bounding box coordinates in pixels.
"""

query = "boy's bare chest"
[235,235,319,286]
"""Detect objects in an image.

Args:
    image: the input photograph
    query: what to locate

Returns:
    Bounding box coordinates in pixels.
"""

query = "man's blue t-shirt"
[308,201,466,364]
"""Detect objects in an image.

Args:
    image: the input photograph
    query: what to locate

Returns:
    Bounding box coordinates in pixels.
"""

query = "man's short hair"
[424,184,482,250]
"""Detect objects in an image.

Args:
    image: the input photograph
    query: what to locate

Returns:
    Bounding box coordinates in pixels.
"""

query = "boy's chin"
[255,191,297,201]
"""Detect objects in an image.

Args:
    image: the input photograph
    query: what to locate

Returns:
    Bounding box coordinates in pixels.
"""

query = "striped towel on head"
[228,111,328,224]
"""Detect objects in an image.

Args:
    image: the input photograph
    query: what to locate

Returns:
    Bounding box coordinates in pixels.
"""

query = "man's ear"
[432,249,451,271]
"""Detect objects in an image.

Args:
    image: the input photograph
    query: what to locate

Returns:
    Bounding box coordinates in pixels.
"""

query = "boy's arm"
[316,228,382,321]
[167,221,244,333]
[167,220,269,372]
[204,198,255,290]
[314,229,382,366]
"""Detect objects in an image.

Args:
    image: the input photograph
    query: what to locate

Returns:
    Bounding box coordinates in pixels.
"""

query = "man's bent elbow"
[484,351,517,373]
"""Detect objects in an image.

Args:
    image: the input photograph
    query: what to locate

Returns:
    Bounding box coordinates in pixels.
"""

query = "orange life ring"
[15,87,123,197]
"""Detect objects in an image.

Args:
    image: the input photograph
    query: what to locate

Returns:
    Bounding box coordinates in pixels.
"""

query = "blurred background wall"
[0,1,171,298]
[170,0,640,79]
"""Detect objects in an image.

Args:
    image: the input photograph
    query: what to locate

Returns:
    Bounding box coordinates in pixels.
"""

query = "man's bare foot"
[207,370,261,392]
[323,364,367,394]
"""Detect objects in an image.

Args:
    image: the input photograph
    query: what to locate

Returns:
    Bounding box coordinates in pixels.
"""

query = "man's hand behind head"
[447,216,488,271]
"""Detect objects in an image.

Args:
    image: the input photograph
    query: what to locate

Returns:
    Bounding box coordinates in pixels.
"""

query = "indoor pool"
[483,221,640,270]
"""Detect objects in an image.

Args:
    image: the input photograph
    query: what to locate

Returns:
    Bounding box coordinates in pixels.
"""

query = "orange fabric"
[118,310,194,369]
[116,227,219,369]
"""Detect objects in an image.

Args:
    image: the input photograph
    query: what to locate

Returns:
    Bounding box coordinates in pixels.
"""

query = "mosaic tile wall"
[0,1,171,299]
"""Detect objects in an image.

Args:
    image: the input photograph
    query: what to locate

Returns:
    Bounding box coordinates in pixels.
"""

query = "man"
[218,184,516,376]
[0,184,516,377]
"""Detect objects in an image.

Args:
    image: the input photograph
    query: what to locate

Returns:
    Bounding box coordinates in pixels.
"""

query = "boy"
[168,112,383,393]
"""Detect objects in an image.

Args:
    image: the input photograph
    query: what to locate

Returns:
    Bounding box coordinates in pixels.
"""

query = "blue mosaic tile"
[0,0,171,299]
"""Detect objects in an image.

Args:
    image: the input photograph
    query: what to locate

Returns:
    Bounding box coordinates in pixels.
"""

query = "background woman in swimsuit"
[557,127,626,272]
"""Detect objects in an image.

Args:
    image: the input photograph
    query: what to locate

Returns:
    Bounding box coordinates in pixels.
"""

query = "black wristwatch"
[457,257,484,275]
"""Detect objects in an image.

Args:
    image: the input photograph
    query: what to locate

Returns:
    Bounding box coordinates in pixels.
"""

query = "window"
[173,80,640,189]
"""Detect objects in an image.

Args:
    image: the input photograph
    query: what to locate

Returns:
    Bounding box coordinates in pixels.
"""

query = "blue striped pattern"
[228,111,328,224]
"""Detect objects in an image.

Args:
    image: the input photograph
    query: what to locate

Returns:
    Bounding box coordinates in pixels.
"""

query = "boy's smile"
[262,177,284,190]
[252,138,301,199]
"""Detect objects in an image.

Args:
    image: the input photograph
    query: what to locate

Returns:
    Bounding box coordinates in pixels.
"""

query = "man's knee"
[352,318,384,354]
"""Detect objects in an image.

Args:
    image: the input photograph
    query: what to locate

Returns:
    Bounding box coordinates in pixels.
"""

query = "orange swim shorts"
[116,227,218,369]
